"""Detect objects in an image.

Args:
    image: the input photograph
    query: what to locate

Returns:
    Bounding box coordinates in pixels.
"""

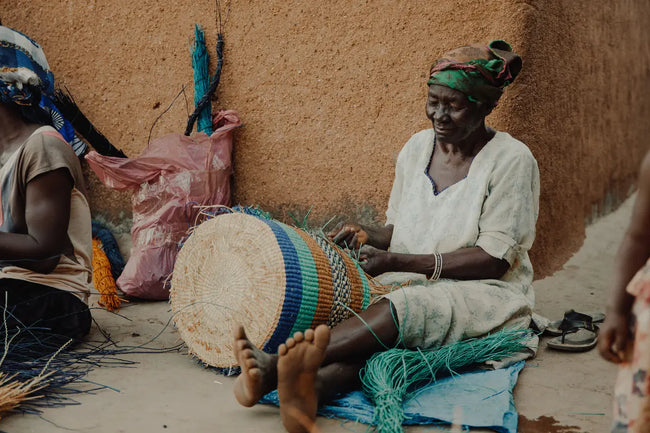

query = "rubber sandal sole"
[547,328,598,352]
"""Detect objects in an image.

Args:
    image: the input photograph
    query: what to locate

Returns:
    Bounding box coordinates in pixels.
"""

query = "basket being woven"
[170,212,380,368]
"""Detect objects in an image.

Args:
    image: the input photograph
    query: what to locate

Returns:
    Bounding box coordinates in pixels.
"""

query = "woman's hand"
[598,310,632,364]
[327,223,368,249]
[359,245,392,276]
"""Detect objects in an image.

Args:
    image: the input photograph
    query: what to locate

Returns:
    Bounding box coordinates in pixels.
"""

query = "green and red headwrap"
[427,40,522,107]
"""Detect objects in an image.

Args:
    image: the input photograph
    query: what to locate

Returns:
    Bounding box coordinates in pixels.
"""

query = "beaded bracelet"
[429,252,443,281]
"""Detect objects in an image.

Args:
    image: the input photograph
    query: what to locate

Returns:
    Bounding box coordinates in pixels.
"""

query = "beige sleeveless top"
[0,126,92,303]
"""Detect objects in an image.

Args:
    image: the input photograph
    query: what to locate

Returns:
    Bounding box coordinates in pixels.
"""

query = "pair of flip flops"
[545,310,604,352]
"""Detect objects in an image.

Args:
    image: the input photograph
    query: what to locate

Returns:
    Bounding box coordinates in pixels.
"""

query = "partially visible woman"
[598,151,650,433]
[0,25,92,343]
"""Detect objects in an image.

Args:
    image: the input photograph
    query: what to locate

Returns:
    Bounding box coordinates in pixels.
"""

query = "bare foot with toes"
[277,325,330,433]
[232,325,277,407]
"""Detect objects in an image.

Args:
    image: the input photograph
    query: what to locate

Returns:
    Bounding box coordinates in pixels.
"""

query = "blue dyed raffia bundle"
[91,220,125,280]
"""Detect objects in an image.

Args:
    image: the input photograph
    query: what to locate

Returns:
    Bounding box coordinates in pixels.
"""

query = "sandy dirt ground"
[0,196,633,433]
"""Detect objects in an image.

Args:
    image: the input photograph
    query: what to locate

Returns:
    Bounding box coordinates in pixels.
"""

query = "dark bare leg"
[315,360,365,402]
[232,325,278,407]
[323,298,400,365]
[274,299,398,432]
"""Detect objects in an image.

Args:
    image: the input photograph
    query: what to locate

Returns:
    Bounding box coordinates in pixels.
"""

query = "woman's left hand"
[359,245,392,276]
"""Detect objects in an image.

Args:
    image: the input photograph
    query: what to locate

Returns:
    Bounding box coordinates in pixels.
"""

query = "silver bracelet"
[429,253,443,281]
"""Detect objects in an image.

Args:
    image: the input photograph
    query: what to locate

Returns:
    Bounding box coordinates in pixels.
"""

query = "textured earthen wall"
[507,0,650,275]
[4,1,650,277]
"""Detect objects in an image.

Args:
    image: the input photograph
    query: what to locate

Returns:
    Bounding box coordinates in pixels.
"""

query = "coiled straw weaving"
[170,211,385,368]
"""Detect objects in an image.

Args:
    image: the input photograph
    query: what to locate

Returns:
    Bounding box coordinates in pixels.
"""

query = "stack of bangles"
[428,252,443,281]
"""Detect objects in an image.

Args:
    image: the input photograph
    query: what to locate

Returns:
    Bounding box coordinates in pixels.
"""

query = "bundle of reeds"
[0,371,51,418]
[51,88,127,158]
[0,311,181,417]
[92,238,125,312]
[184,0,226,136]
[0,327,109,416]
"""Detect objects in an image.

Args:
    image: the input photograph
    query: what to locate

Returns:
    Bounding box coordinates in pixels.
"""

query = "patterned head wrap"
[0,26,86,155]
[427,40,522,107]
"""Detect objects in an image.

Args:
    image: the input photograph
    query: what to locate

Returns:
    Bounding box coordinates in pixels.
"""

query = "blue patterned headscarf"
[0,26,86,155]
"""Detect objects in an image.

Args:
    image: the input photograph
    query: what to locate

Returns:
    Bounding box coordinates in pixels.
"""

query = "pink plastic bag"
[86,110,241,299]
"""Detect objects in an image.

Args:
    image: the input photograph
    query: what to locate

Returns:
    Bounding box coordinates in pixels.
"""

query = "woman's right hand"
[358,244,392,276]
[327,223,368,249]
[597,309,632,364]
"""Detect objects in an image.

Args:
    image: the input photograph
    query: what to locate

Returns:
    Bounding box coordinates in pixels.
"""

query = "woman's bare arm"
[359,244,509,279]
[599,153,650,363]
[0,168,73,273]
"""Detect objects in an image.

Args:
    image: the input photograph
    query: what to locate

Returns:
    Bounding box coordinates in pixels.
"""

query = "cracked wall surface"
[4,1,649,277]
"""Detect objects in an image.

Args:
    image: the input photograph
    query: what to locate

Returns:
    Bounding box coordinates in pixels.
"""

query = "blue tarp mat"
[260,361,524,433]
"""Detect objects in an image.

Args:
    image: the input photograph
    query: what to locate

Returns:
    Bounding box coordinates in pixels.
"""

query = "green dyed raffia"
[360,329,531,433]
[191,24,212,135]
[355,261,371,310]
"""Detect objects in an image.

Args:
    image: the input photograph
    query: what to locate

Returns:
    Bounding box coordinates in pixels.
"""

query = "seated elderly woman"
[233,40,539,433]
[0,26,92,343]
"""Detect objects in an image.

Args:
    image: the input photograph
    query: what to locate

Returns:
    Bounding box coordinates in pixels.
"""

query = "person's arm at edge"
[599,153,650,363]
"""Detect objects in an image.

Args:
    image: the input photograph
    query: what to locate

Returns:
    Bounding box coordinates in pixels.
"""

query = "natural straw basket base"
[170,212,381,368]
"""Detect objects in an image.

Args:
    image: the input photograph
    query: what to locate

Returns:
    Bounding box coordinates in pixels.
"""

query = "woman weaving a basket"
[233,40,539,432]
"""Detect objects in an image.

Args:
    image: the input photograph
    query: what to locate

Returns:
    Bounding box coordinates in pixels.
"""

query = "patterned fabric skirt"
[612,264,650,432]
[379,275,532,349]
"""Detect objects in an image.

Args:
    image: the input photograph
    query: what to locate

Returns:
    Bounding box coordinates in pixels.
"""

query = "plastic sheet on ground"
[260,361,525,433]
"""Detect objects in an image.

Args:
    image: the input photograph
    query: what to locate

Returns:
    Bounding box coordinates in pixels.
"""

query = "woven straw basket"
[170,212,382,368]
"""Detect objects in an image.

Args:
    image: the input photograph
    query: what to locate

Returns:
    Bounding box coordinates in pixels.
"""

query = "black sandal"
[547,310,598,352]
[544,310,604,337]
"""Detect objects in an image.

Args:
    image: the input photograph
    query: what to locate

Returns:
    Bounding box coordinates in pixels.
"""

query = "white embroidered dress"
[380,129,540,349]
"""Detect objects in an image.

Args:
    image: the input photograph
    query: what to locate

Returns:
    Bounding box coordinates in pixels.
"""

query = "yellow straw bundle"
[92,239,125,312]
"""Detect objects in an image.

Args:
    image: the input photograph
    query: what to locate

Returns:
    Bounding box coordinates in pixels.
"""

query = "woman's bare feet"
[277,325,330,433]
[232,325,278,407]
